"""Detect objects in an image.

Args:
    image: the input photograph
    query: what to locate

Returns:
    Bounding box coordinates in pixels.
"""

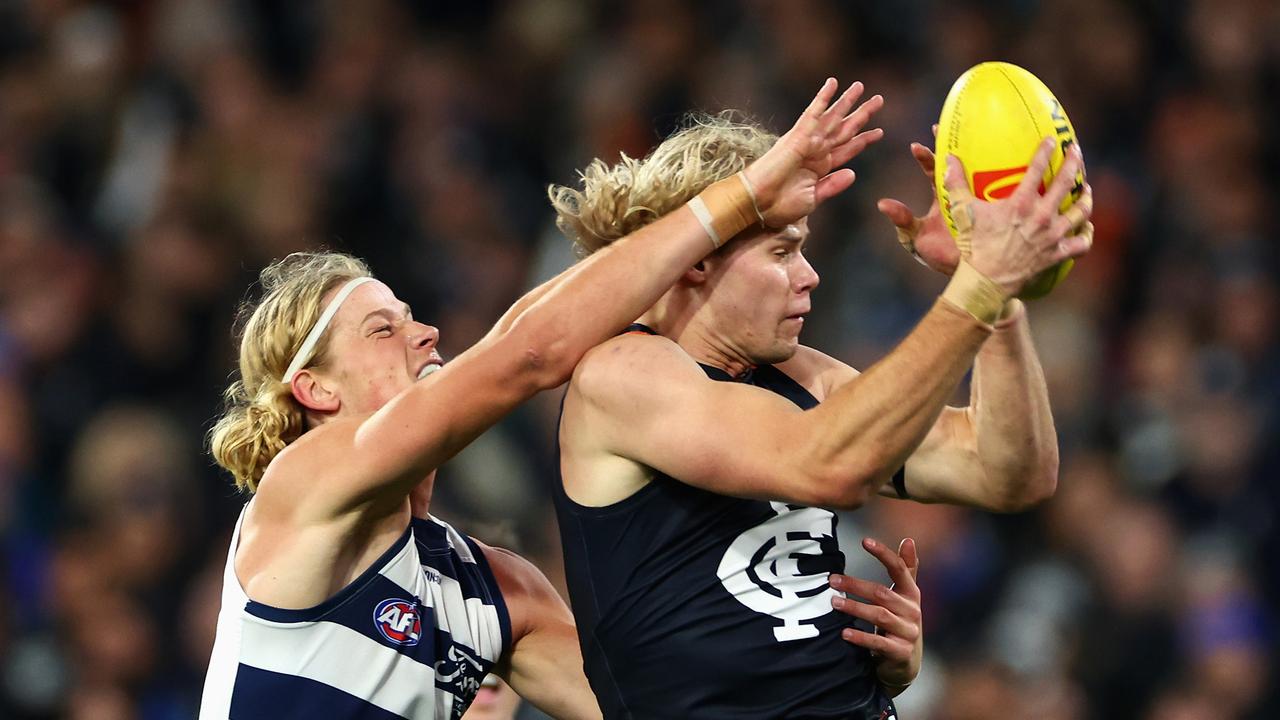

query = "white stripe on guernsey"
[198,507,252,720]
[429,516,477,564]
[239,617,444,719]
[380,553,503,664]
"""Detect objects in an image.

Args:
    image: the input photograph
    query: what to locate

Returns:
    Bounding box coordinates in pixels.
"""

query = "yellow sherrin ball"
[935,62,1084,299]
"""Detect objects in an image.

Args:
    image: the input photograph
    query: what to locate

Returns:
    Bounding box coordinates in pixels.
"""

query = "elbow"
[1024,455,1060,507]
[991,455,1059,512]
[507,318,580,390]
[808,459,884,512]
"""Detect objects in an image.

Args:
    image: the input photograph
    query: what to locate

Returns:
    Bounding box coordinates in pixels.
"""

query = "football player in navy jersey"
[199,78,883,720]
[550,111,1092,717]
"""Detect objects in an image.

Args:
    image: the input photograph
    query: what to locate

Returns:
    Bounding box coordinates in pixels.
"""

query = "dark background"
[0,1,1276,718]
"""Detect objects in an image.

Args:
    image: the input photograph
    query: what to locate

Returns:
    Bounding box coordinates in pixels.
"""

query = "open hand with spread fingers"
[944,139,1093,297]
[830,538,923,696]
[743,78,885,229]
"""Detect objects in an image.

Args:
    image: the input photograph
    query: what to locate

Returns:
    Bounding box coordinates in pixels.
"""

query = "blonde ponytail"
[209,381,304,492]
[209,252,371,492]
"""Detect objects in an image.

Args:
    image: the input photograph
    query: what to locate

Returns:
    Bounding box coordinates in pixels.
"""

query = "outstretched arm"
[282,79,886,517]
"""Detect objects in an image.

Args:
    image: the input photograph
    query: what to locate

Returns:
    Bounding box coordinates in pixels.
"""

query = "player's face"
[318,280,443,415]
[705,219,818,365]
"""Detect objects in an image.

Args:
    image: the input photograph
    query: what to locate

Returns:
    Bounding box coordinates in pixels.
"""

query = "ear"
[681,260,710,286]
[290,370,341,414]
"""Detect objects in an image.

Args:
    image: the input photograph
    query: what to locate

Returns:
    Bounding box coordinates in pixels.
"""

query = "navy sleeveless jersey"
[554,326,897,719]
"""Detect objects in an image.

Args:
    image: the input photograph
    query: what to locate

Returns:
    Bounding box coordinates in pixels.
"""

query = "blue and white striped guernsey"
[199,506,511,720]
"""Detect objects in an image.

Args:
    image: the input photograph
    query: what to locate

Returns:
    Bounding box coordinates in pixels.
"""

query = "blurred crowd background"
[0,0,1276,718]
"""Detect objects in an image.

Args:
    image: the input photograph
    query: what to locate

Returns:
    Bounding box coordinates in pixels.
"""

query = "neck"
[637,294,756,378]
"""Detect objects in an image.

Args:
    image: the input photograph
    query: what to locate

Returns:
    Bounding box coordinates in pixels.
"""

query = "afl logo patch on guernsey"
[373,598,422,646]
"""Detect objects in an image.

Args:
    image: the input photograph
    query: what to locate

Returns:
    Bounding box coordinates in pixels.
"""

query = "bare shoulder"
[253,416,371,520]
[572,332,689,386]
[570,331,702,406]
[473,540,569,641]
[777,344,859,401]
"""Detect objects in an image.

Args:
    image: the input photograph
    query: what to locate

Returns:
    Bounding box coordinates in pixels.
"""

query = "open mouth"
[417,360,444,380]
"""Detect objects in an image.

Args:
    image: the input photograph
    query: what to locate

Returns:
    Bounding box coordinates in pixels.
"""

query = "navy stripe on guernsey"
[231,667,405,720]
[201,511,510,720]
[554,323,899,720]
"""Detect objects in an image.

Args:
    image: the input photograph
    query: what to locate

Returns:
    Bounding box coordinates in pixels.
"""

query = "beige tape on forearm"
[687,174,759,249]
[941,260,1009,325]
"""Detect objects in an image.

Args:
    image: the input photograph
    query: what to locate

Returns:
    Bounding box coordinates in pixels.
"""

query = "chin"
[754,340,799,366]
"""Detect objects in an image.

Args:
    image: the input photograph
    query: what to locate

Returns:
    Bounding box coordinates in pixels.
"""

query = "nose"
[795,253,820,294]
[410,322,439,350]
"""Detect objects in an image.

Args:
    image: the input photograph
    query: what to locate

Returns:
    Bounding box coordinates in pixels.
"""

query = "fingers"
[1066,181,1093,230]
[840,627,914,661]
[831,93,883,146]
[1042,144,1084,212]
[1050,181,1093,238]
[909,142,936,179]
[1013,137,1056,200]
[899,538,919,582]
[931,123,939,138]
[823,81,866,126]
[1053,221,1094,262]
[829,573,917,617]
[861,537,918,594]
[804,77,839,118]
[832,594,920,641]
[830,127,884,167]
[814,168,856,204]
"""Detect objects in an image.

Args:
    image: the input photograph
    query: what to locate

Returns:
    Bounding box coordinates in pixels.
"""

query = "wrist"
[875,666,914,691]
[940,260,1010,326]
[993,298,1024,328]
[687,173,761,249]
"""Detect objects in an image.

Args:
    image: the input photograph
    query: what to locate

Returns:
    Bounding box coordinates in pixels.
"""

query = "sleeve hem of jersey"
[465,535,513,656]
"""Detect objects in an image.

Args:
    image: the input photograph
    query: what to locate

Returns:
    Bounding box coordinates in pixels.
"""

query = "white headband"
[280,276,375,383]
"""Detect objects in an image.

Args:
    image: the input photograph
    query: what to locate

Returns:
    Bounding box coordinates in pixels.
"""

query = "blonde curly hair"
[550,112,777,255]
[209,252,371,492]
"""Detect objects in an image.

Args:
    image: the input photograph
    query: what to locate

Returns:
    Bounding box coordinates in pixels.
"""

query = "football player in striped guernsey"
[198,78,882,719]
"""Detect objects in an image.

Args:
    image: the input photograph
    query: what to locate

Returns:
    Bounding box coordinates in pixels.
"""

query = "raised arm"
[890,302,1059,510]
[567,140,1090,511]
[874,140,1093,510]
[282,79,886,514]
[569,302,990,510]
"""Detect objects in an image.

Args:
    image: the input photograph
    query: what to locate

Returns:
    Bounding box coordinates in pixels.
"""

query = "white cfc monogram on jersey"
[717,502,844,642]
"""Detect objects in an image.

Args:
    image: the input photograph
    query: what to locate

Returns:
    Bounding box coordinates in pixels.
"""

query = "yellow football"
[935,62,1084,299]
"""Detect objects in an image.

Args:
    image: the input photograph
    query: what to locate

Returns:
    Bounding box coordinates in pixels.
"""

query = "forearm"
[514,207,718,380]
[506,624,602,720]
[486,258,589,340]
[809,300,991,506]
[970,300,1059,508]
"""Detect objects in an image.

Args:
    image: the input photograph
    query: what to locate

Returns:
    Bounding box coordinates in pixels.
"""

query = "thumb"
[877,198,916,229]
[943,154,975,204]
[909,142,936,179]
[898,538,919,581]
